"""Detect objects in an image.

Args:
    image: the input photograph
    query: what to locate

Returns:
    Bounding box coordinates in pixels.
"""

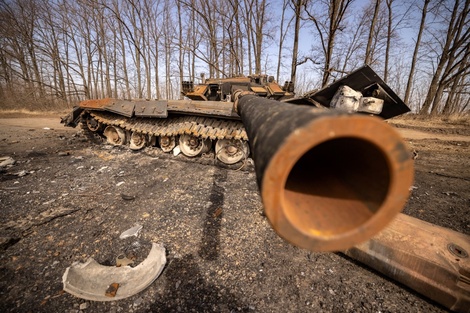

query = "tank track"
[79,119,103,144]
[89,111,248,141]
[81,111,253,170]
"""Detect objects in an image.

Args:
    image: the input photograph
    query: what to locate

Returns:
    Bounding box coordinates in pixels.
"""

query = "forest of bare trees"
[0,0,468,114]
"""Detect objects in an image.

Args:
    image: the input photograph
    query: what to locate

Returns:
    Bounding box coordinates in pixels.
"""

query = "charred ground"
[0,113,468,313]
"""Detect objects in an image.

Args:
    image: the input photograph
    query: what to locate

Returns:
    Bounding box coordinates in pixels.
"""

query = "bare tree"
[276,0,294,83]
[181,0,223,78]
[365,0,381,65]
[383,0,392,82]
[115,7,132,99]
[226,0,244,76]
[442,44,470,114]
[0,0,44,102]
[335,9,369,74]
[290,0,304,86]
[420,0,470,114]
[304,0,354,87]
[162,1,175,98]
[404,0,430,105]
[177,0,184,98]
[251,0,269,74]
[0,0,467,112]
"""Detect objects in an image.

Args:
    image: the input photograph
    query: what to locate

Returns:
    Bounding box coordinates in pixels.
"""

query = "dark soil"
[0,115,468,313]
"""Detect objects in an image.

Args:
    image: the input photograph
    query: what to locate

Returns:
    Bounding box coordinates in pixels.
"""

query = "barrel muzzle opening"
[261,115,414,252]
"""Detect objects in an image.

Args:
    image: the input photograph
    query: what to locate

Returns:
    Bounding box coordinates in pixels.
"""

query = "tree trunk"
[404,0,429,105]
[365,0,381,65]
[420,0,468,114]
[383,0,393,82]
[290,0,303,86]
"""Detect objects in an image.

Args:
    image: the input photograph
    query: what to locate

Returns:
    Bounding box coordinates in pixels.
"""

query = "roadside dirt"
[0,113,468,313]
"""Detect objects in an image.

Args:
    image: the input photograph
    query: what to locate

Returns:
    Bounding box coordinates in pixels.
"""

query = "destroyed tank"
[62,74,295,166]
[61,66,410,167]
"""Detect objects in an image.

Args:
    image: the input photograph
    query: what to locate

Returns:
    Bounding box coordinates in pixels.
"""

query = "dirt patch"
[0,114,468,312]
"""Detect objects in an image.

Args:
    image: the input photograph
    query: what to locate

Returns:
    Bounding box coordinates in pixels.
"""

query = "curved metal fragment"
[62,243,166,301]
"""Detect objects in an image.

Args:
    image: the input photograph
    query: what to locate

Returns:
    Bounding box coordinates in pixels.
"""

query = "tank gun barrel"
[234,93,414,252]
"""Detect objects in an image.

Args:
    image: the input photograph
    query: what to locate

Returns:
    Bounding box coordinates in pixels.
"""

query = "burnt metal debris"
[62,242,166,301]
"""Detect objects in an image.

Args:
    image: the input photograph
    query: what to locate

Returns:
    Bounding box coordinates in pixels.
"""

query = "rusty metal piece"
[179,134,212,157]
[215,139,249,165]
[344,213,470,312]
[232,90,256,114]
[105,283,119,297]
[61,106,84,127]
[134,100,168,118]
[159,136,176,153]
[103,126,126,146]
[184,85,208,100]
[213,207,223,218]
[129,132,146,150]
[86,116,101,132]
[448,243,469,259]
[79,98,115,109]
[91,111,248,142]
[236,94,414,252]
[104,100,135,117]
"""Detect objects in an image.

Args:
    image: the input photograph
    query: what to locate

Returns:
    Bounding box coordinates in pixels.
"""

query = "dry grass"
[0,108,69,118]
[391,112,470,126]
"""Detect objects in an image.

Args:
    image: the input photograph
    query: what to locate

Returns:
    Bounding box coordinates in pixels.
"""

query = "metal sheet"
[309,65,410,119]
[267,82,285,96]
[79,98,114,109]
[185,85,208,100]
[167,100,238,118]
[134,100,168,118]
[104,100,135,118]
[250,86,268,95]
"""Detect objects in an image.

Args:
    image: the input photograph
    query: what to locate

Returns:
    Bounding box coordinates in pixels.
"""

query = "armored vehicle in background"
[62,74,296,166]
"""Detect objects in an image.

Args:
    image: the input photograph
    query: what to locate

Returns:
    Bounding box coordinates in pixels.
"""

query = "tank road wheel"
[86,116,101,132]
[129,132,147,150]
[158,136,176,153]
[179,134,212,157]
[103,126,126,146]
[215,139,250,164]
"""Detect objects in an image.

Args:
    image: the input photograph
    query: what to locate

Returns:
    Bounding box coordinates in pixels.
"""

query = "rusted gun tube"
[235,94,414,252]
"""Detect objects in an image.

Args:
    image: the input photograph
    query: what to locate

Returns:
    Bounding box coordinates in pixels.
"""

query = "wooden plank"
[344,213,470,312]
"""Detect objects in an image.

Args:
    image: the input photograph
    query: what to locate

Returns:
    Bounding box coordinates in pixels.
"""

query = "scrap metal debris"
[119,225,143,239]
[62,242,166,301]
[0,156,15,168]
[120,193,136,201]
[105,283,120,298]
[13,170,29,177]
